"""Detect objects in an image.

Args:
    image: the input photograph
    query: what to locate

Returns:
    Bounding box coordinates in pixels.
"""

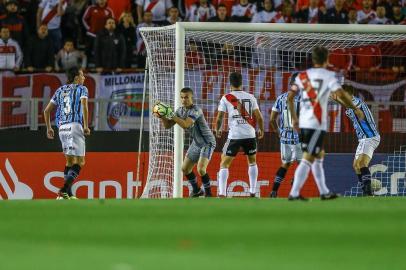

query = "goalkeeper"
[155,87,216,197]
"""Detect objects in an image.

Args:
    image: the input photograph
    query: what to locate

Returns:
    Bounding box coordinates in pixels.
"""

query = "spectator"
[117,11,135,68]
[0,26,22,71]
[274,0,295,11]
[348,7,358,23]
[322,0,348,24]
[357,0,376,24]
[94,17,126,73]
[0,0,28,48]
[55,39,87,71]
[251,0,285,23]
[136,11,155,68]
[61,0,88,46]
[24,24,53,72]
[185,40,205,70]
[37,0,67,53]
[208,3,231,21]
[136,0,173,24]
[376,0,398,19]
[295,0,324,23]
[187,0,216,22]
[295,0,325,12]
[231,0,257,22]
[369,4,393,23]
[82,0,114,39]
[161,6,182,25]
[20,0,40,36]
[107,0,131,20]
[344,0,363,10]
[391,5,405,24]
[212,0,235,16]
[282,1,297,22]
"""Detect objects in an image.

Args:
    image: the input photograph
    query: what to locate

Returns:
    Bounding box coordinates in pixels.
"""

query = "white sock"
[289,159,312,197]
[218,168,229,196]
[248,164,258,194]
[312,158,330,195]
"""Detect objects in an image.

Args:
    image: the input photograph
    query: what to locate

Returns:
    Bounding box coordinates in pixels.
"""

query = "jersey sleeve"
[50,90,58,105]
[187,107,202,122]
[175,107,182,117]
[271,97,281,112]
[328,74,342,92]
[251,95,259,111]
[218,96,227,112]
[80,86,88,99]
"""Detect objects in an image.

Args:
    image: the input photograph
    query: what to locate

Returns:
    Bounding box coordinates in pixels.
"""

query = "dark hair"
[343,84,355,96]
[289,72,299,85]
[229,72,242,88]
[312,46,329,65]
[180,87,193,94]
[217,3,227,9]
[67,67,80,83]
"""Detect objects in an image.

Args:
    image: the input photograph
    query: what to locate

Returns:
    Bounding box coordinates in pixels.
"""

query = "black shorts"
[222,138,257,157]
[300,129,326,156]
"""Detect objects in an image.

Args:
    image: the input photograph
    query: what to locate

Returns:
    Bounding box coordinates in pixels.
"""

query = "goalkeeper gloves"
[165,106,175,120]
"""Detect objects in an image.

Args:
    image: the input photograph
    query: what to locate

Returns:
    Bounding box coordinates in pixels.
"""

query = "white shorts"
[355,136,380,160]
[58,123,85,157]
[280,143,302,164]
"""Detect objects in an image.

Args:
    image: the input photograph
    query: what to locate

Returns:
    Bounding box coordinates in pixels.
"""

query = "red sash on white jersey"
[42,0,67,25]
[225,93,256,128]
[299,72,322,123]
[145,0,159,12]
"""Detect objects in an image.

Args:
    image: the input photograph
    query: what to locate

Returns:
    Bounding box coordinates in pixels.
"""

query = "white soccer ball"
[371,179,382,192]
[153,103,169,118]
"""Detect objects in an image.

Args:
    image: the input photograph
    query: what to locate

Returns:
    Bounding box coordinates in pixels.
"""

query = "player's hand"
[215,129,222,138]
[257,129,264,139]
[46,128,54,139]
[84,127,91,136]
[355,108,365,121]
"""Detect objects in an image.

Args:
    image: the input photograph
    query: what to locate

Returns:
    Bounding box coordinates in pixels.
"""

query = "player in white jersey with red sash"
[287,46,365,200]
[215,72,264,198]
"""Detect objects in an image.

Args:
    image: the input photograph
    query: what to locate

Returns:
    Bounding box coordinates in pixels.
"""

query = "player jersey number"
[313,79,324,96]
[63,96,71,115]
[234,99,253,119]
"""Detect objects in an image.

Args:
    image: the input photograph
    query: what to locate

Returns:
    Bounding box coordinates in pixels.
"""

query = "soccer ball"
[371,179,382,192]
[153,103,169,118]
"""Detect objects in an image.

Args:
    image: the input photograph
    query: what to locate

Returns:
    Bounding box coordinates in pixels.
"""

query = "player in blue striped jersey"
[331,86,380,195]
[43,68,91,199]
[269,73,303,198]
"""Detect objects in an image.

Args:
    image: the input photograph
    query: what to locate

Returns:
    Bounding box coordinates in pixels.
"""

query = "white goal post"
[140,23,406,199]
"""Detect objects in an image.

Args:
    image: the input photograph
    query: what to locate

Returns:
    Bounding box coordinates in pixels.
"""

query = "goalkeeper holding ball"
[154,87,216,197]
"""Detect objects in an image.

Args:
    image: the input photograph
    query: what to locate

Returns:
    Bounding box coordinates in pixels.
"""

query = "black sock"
[186,172,199,193]
[360,167,371,184]
[60,166,72,194]
[201,173,211,194]
[272,167,287,192]
[357,174,362,183]
[64,164,81,195]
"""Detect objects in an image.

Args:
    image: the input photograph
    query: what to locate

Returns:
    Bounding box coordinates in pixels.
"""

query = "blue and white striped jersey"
[345,96,379,140]
[272,92,301,144]
[51,84,88,128]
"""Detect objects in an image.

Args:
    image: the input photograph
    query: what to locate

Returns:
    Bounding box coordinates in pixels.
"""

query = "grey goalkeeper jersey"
[175,105,216,146]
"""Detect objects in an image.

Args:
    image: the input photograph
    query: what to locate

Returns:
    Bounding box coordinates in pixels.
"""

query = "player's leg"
[270,143,293,198]
[289,129,323,200]
[242,138,258,197]
[196,144,216,197]
[311,151,338,200]
[57,155,75,199]
[183,144,202,197]
[218,139,238,197]
[62,155,84,199]
[354,136,380,196]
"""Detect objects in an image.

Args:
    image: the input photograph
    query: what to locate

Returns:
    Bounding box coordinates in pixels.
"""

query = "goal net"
[140,23,406,198]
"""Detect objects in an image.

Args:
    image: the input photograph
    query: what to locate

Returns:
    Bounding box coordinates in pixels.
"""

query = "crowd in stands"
[0,0,405,74]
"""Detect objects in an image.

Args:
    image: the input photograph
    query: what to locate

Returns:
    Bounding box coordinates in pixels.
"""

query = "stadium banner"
[1,72,405,131]
[0,152,400,200]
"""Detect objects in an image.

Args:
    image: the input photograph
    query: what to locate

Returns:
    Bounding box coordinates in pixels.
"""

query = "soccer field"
[0,198,405,270]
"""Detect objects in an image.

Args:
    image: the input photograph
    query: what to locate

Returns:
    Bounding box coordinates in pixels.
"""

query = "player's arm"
[287,89,299,130]
[253,109,264,139]
[269,110,279,136]
[215,111,225,138]
[171,115,194,129]
[160,117,176,129]
[43,101,56,139]
[81,98,91,136]
[331,89,365,120]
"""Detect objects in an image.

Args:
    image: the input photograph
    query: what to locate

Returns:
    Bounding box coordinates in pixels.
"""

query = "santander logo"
[0,159,34,200]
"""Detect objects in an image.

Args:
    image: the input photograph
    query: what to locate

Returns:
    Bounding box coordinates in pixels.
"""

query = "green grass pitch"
[0,197,405,270]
